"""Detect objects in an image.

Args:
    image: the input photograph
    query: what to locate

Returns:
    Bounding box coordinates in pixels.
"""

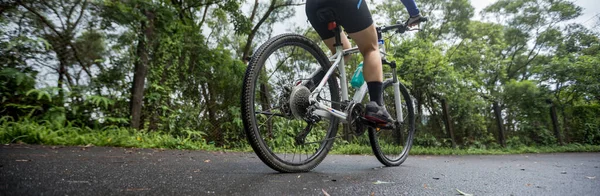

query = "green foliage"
[86,95,115,110]
[0,0,598,152]
[0,117,213,150]
[414,133,443,147]
[568,104,600,145]
[25,89,53,102]
[330,142,600,155]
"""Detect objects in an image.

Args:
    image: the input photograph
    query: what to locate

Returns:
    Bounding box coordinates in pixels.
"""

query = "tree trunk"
[414,89,423,127]
[130,10,154,129]
[549,101,563,145]
[561,108,571,143]
[259,82,273,138]
[205,80,221,145]
[57,62,66,106]
[493,101,506,147]
[130,32,148,129]
[441,98,456,148]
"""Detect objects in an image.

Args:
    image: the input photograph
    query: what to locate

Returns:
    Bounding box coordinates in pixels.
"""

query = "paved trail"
[1,145,598,195]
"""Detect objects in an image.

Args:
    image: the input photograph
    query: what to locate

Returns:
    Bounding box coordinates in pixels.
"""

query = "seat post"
[328,21,342,47]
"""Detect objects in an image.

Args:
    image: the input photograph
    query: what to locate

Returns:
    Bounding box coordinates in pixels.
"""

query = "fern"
[25,89,53,102]
[86,95,115,109]
[0,68,35,86]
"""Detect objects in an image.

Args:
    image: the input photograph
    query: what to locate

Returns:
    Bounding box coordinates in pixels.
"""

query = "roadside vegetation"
[2,117,598,155]
[1,0,599,155]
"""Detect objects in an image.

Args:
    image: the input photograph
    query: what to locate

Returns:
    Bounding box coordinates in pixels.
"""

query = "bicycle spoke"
[242,34,340,172]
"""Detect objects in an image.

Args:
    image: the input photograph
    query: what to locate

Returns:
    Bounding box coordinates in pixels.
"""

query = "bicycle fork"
[385,60,405,124]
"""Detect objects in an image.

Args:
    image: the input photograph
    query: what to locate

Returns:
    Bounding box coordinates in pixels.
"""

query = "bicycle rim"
[369,79,415,166]
[241,34,340,172]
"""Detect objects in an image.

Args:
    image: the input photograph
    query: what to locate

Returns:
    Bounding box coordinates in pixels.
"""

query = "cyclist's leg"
[305,0,352,61]
[334,0,384,104]
[342,2,385,108]
[322,32,351,62]
[341,2,392,123]
[348,25,393,123]
[347,25,382,83]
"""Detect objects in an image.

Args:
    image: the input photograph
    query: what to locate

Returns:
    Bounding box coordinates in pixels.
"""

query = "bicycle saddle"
[316,8,338,23]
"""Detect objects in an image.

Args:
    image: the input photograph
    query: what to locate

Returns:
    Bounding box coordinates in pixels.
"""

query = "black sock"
[367,81,383,106]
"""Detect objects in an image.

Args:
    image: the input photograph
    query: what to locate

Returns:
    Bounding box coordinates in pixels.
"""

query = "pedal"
[359,117,395,130]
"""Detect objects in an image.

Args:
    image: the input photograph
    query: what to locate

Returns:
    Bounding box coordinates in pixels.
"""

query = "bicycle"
[241,14,426,173]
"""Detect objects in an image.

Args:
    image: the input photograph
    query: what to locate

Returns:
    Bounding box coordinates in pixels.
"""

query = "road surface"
[1,144,599,195]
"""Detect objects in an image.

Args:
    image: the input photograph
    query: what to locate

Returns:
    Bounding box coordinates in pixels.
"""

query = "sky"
[274,0,600,34]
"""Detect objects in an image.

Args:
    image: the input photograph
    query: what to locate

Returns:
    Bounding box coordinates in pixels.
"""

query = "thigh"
[337,0,374,34]
[305,0,374,39]
[305,0,335,39]
[348,24,378,53]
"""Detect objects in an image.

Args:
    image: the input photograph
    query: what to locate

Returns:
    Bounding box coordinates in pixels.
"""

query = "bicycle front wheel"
[368,79,415,166]
[241,34,340,173]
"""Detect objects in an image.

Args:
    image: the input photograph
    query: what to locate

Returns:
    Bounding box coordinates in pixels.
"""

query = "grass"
[330,142,600,155]
[0,118,217,150]
[2,118,599,155]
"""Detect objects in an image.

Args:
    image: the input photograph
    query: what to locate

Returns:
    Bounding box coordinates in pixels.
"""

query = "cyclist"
[305,0,423,124]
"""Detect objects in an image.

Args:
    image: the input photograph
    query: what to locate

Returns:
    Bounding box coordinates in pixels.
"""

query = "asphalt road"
[1,144,598,196]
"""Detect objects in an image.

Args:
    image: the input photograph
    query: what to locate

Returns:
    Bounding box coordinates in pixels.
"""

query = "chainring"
[346,103,367,135]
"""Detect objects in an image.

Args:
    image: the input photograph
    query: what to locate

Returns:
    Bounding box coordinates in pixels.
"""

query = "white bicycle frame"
[305,41,405,124]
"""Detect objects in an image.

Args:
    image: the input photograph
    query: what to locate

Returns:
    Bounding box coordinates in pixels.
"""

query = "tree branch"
[17,0,62,36]
[70,0,88,33]
[40,1,67,31]
[66,0,83,26]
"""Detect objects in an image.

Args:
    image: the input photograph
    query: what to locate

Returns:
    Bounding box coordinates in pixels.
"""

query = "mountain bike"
[241,16,426,173]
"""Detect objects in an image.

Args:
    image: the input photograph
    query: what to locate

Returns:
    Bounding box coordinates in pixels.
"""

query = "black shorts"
[305,0,374,39]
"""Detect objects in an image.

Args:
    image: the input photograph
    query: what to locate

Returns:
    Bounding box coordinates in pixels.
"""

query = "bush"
[0,117,212,150]
[569,104,600,145]
[414,132,442,147]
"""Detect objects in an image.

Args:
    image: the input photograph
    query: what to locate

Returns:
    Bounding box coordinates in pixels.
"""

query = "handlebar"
[347,17,428,41]
[377,16,428,38]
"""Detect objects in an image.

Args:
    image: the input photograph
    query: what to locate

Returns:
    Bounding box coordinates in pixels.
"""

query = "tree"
[240,0,303,62]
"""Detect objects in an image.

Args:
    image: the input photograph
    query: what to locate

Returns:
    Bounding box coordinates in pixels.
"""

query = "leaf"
[15,73,25,86]
[321,189,330,196]
[126,188,150,191]
[373,180,394,185]
[456,189,473,196]
[37,37,51,50]
[25,89,52,102]
[25,89,35,97]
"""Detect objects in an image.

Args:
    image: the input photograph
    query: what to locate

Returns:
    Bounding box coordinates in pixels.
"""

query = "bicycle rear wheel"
[241,34,340,173]
[368,79,415,166]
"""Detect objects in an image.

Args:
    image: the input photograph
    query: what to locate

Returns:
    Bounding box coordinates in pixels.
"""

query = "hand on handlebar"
[377,16,427,36]
[406,15,421,28]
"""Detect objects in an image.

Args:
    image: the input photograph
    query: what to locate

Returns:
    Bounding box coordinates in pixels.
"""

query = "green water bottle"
[350,62,364,88]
